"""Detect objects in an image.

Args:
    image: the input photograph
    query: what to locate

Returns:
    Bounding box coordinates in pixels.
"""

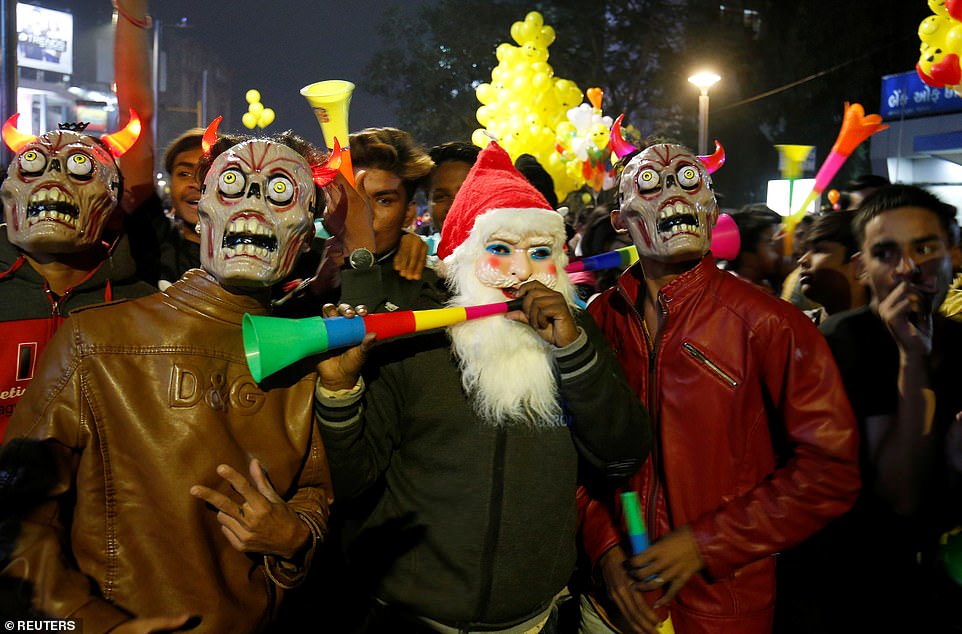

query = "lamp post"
[687,71,720,156]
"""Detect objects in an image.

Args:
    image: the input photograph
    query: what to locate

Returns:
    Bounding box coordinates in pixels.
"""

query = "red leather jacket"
[579,256,860,633]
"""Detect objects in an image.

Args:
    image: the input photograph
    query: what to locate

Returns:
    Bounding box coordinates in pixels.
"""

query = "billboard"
[17,3,73,75]
[880,70,962,121]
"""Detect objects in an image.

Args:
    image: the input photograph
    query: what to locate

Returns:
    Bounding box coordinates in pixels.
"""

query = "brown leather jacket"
[578,256,860,633]
[1,269,332,633]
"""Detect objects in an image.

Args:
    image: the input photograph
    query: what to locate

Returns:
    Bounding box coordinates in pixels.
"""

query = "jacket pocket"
[681,341,739,389]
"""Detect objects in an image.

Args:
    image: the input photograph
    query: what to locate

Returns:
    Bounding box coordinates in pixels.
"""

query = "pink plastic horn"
[698,140,726,174]
[100,108,142,158]
[2,114,38,153]
[609,114,725,173]
[609,114,638,159]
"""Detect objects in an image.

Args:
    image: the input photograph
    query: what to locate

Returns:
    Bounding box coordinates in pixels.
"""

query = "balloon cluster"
[554,88,617,193]
[473,11,591,201]
[916,0,962,93]
[242,89,276,129]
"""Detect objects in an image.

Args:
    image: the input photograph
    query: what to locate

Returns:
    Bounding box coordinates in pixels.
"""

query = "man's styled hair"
[163,128,206,176]
[806,211,859,258]
[429,141,480,169]
[349,127,433,203]
[853,184,958,246]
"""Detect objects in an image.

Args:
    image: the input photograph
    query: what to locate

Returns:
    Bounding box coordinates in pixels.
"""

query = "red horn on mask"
[312,137,342,188]
[2,114,38,153]
[609,114,639,159]
[697,140,725,174]
[100,108,142,158]
[202,116,222,154]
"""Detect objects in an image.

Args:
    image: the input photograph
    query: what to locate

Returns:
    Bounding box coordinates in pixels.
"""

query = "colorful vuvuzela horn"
[243,298,523,382]
[565,212,741,274]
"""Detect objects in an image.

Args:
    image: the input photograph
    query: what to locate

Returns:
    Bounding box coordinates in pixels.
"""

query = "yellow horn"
[300,80,355,185]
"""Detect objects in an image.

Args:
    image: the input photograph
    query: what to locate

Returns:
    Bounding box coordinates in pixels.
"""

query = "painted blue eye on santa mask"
[529,246,552,260]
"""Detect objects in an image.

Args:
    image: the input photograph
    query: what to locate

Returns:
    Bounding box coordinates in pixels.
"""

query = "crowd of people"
[1,2,962,633]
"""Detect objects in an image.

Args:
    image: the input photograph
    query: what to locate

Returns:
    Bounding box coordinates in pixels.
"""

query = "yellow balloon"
[589,122,610,150]
[248,102,265,115]
[472,128,492,148]
[525,11,544,29]
[537,25,556,48]
[257,108,275,128]
[520,21,538,43]
[530,61,552,76]
[245,89,261,104]
[476,105,494,127]
[241,112,258,129]
[496,43,519,63]
[556,121,576,138]
[510,22,525,45]
[476,82,494,104]
[520,42,548,64]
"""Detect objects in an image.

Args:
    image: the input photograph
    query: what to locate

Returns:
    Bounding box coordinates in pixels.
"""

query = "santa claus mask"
[616,143,718,262]
[197,139,315,288]
[1,129,120,254]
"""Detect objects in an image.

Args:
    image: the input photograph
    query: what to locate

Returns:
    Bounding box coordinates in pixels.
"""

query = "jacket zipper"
[621,281,665,543]
[682,341,738,388]
[474,430,506,626]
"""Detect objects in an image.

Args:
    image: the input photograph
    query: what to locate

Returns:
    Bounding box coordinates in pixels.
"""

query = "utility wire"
[714,41,907,114]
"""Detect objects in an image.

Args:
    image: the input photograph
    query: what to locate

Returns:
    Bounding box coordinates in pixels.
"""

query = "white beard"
[444,242,576,429]
[448,316,563,429]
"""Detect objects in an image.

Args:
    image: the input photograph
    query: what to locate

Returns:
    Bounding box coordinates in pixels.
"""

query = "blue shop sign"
[880,70,962,120]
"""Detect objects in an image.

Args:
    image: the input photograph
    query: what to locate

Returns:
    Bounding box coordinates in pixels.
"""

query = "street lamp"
[688,71,721,156]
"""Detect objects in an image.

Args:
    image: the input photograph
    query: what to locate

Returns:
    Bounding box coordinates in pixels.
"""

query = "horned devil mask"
[1,112,140,254]
[617,143,720,262]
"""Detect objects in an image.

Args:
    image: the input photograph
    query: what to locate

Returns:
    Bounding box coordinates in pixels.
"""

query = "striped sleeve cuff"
[552,327,597,382]
[314,377,364,428]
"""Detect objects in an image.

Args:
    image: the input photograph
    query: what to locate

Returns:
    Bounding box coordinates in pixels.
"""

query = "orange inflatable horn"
[2,114,38,153]
[101,108,142,158]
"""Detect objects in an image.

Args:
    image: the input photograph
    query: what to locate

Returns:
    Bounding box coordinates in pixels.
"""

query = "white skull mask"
[1,130,120,254]
[197,139,316,288]
[617,143,718,262]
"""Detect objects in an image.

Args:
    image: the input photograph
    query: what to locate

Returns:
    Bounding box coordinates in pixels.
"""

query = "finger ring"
[653,576,666,585]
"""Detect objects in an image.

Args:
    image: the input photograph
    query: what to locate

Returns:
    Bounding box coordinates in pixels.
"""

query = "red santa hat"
[436,141,563,262]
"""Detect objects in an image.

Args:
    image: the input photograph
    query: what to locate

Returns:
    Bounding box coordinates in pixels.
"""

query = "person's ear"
[610,209,628,234]
[853,251,867,280]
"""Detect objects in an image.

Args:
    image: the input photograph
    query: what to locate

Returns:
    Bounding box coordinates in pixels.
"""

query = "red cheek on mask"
[487,255,501,269]
[634,221,653,248]
[547,263,557,275]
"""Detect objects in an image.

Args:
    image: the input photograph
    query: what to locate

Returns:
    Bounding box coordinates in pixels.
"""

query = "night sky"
[148,0,426,137]
[63,0,428,142]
